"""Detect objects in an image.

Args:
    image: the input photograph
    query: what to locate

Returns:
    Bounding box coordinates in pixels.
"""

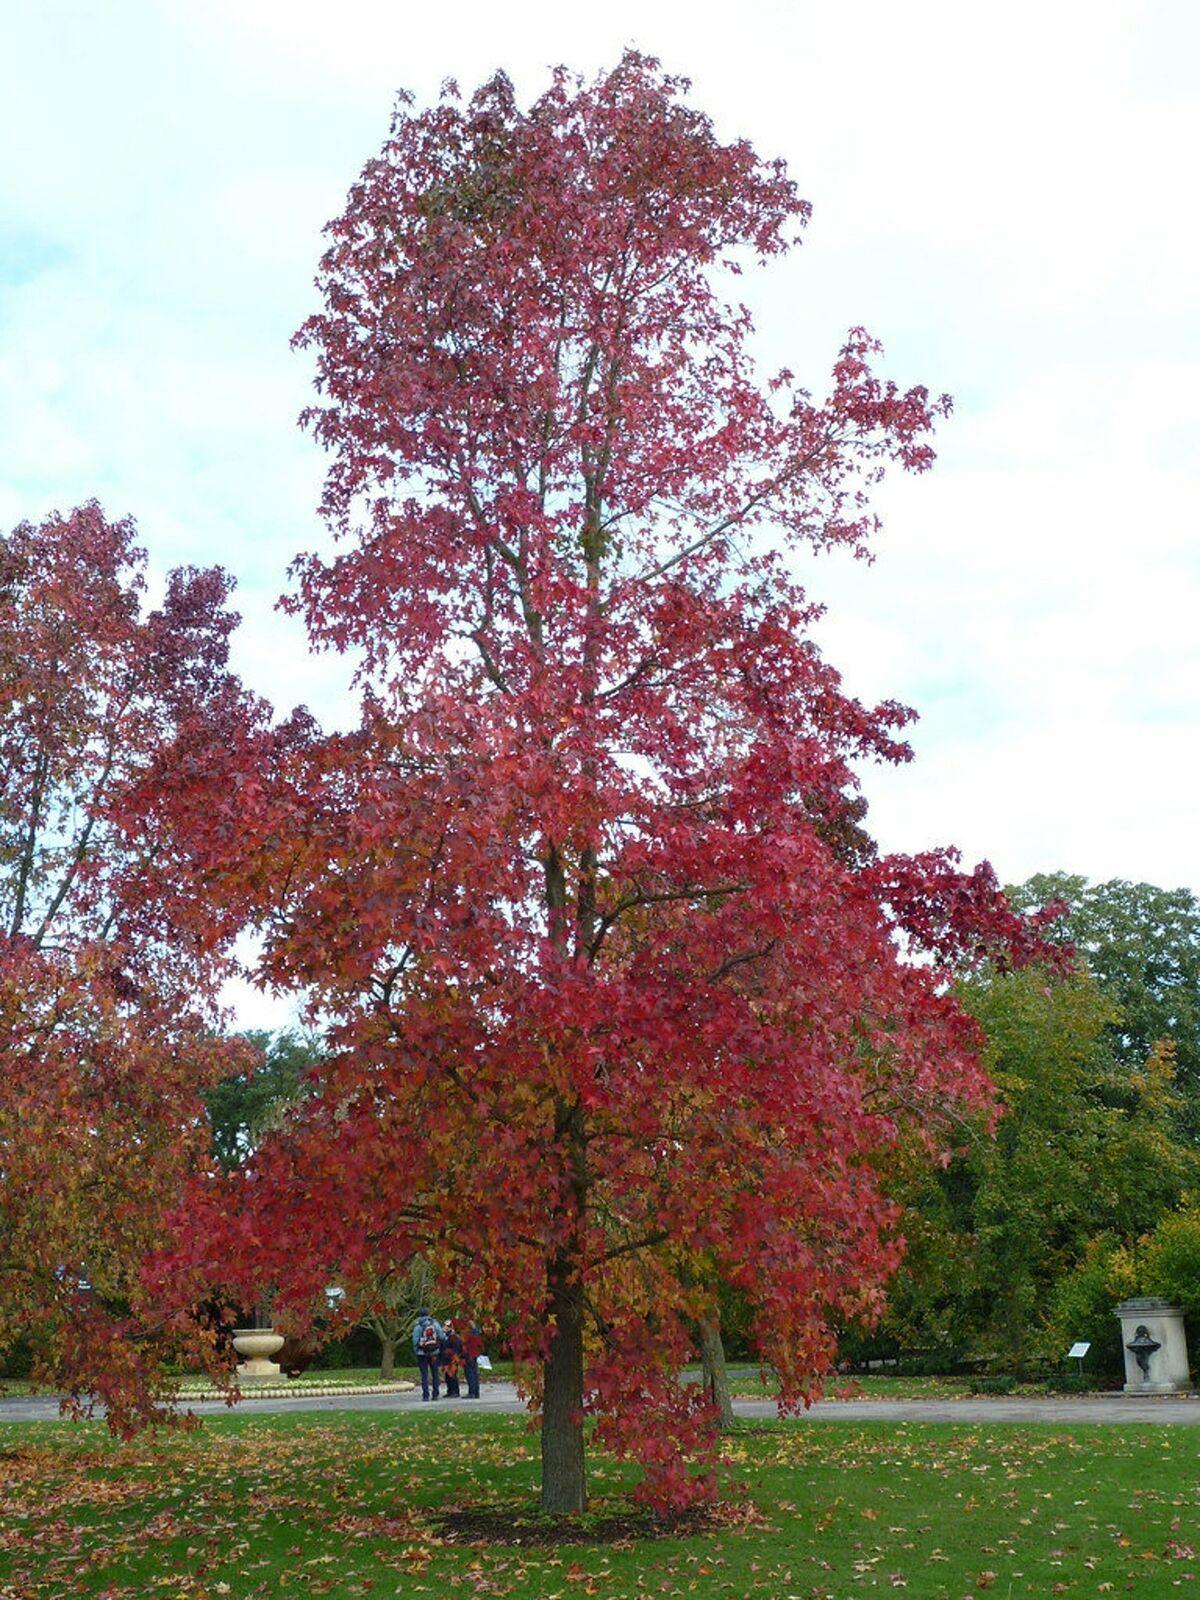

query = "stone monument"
[1113,1298,1191,1393]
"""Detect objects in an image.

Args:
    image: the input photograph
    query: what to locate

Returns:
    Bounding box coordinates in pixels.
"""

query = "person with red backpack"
[411,1308,444,1400]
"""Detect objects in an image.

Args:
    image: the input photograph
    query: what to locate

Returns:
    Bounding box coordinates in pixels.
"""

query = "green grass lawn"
[2,1410,1198,1597]
[721,1367,986,1400]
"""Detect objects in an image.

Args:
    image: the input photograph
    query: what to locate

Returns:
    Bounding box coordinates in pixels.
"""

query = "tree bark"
[541,817,589,1516]
[541,1252,587,1514]
[699,1313,735,1431]
[379,1333,396,1382]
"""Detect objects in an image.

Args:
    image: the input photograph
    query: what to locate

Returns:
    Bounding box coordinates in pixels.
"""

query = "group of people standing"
[411,1308,486,1400]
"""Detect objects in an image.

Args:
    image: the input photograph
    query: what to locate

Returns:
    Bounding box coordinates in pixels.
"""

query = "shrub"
[972,1369,1017,1395]
[895,1353,967,1378]
[0,1338,34,1380]
[304,1328,384,1370]
[1044,1372,1094,1394]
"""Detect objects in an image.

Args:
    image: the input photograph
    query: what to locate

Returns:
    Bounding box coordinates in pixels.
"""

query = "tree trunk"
[541,819,590,1517]
[379,1333,396,1382]
[541,1255,587,1514]
[699,1313,735,1431]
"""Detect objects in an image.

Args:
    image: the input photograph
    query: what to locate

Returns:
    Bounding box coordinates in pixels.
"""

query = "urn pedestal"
[232,1328,285,1383]
[1114,1298,1191,1394]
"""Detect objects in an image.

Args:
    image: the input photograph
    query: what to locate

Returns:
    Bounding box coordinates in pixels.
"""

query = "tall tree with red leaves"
[145,56,1055,1512]
[0,504,255,1424]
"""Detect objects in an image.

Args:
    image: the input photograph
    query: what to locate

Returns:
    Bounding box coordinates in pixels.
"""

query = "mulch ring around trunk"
[432,1503,718,1546]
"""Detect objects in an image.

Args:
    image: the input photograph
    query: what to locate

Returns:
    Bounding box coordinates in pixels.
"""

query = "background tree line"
[874,871,1200,1377]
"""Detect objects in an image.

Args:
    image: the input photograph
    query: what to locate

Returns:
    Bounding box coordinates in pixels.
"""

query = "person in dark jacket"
[441,1319,465,1397]
[411,1308,444,1400]
[462,1322,485,1398]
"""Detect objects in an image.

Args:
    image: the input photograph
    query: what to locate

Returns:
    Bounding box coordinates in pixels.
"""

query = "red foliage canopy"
[144,57,1054,1510]
[0,505,255,1425]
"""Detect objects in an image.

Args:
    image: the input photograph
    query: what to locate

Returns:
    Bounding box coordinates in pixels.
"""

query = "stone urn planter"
[232,1328,285,1382]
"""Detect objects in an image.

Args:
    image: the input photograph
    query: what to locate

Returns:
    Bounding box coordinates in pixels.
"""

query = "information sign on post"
[1066,1340,1091,1376]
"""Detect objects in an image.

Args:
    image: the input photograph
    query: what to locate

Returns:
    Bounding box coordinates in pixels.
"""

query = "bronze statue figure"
[1126,1324,1161,1380]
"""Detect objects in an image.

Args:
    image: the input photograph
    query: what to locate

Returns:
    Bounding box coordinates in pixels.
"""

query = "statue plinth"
[1113,1299,1191,1394]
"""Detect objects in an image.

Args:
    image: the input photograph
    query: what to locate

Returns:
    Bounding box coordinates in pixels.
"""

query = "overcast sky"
[2,0,1197,1029]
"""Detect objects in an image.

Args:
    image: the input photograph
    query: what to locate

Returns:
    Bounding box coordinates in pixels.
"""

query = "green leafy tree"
[884,967,1198,1365]
[1139,1202,1200,1327]
[203,1030,320,1172]
[1045,1236,1138,1377]
[1009,873,1200,1130]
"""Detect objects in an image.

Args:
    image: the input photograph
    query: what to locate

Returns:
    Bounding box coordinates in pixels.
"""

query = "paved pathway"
[3,1383,1199,1426]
